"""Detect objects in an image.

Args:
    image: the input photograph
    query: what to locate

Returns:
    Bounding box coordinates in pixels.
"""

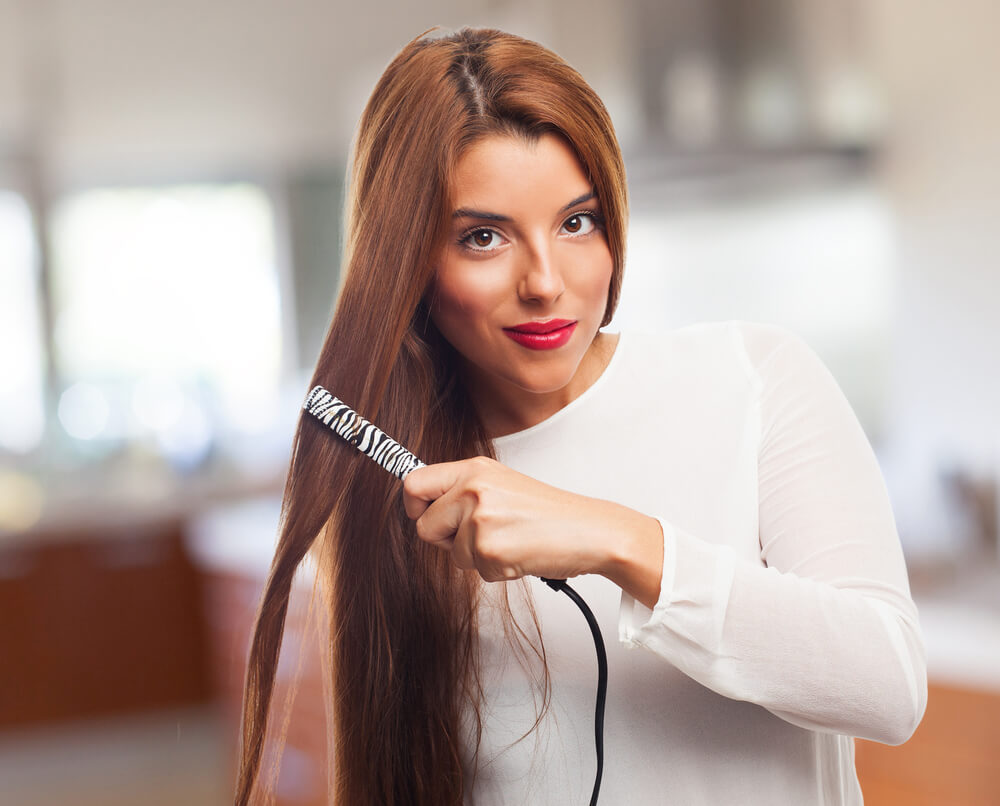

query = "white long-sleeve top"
[468,320,927,805]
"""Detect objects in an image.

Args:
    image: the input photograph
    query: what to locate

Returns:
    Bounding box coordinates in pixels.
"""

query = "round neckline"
[491,330,625,447]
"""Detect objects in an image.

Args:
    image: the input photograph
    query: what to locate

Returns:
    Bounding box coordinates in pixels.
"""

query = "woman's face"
[429,132,614,431]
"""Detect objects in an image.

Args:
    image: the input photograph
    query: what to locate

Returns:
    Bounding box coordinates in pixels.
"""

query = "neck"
[466,331,619,439]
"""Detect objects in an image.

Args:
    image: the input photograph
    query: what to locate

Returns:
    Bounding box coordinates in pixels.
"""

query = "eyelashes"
[458,227,505,252]
[456,210,605,254]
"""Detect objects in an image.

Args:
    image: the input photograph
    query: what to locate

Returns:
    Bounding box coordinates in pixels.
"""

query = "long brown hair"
[235,27,628,805]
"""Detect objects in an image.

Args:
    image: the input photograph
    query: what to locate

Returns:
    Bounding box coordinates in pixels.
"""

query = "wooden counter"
[0,520,212,727]
[856,682,1000,806]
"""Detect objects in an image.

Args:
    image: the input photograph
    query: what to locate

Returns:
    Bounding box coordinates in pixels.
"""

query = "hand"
[402,456,640,584]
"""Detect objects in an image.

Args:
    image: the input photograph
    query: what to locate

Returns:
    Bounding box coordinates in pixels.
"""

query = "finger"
[450,520,517,582]
[402,461,467,520]
[402,461,467,503]
[414,489,466,549]
[402,489,430,521]
[451,520,477,571]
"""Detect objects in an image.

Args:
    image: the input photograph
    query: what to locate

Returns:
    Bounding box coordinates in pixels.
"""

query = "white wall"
[0,0,631,184]
[865,1,1000,554]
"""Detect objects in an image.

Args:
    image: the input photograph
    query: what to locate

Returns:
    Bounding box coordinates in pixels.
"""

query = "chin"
[510,363,581,395]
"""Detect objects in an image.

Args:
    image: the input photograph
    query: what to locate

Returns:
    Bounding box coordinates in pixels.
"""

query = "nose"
[517,244,565,305]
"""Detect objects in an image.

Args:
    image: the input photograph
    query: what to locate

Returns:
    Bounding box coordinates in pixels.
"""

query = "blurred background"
[0,1,997,804]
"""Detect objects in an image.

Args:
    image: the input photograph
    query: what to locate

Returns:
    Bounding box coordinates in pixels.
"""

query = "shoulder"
[727,320,817,368]
[618,319,805,373]
[617,320,837,400]
[606,320,783,402]
[624,321,867,457]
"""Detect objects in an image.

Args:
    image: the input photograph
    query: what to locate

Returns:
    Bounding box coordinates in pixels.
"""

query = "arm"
[403,326,926,744]
[619,326,927,744]
[402,454,663,589]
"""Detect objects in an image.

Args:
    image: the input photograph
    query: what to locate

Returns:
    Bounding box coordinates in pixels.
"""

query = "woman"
[235,27,926,805]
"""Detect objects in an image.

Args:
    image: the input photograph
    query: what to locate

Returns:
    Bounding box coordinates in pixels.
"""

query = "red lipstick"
[503,319,577,350]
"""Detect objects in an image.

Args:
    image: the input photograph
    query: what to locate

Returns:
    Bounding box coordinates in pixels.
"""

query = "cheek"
[579,248,614,303]
[430,269,503,330]
[594,259,614,291]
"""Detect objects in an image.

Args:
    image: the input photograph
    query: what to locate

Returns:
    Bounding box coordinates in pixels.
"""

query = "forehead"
[450,133,592,209]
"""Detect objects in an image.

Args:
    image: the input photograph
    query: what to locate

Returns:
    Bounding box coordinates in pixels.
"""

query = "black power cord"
[541,578,608,806]
[301,394,609,802]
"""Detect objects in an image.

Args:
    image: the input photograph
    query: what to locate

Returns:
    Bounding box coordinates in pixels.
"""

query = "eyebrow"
[451,190,597,221]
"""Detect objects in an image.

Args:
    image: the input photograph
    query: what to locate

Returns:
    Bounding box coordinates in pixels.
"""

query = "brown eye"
[562,213,596,236]
[459,227,504,252]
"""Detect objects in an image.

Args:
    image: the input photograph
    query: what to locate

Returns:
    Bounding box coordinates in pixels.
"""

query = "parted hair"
[234,26,627,805]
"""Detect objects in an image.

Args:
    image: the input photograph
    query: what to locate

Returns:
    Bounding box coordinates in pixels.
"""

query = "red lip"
[503,319,577,350]
[505,319,576,334]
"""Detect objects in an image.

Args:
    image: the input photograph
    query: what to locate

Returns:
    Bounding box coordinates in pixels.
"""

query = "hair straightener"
[304,384,607,805]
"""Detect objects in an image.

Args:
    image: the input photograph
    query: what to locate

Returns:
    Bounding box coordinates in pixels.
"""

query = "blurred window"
[49,183,283,468]
[0,190,45,454]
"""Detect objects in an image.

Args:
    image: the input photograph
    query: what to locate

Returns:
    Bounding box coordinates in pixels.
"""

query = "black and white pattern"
[303,385,426,480]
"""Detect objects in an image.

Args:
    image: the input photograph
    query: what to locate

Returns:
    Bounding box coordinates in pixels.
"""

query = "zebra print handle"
[303,385,426,480]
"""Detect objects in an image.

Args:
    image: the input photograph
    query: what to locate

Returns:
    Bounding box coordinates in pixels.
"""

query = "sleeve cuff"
[619,515,677,648]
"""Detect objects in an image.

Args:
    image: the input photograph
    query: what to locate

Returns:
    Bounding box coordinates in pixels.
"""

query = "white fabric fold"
[474,321,927,805]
